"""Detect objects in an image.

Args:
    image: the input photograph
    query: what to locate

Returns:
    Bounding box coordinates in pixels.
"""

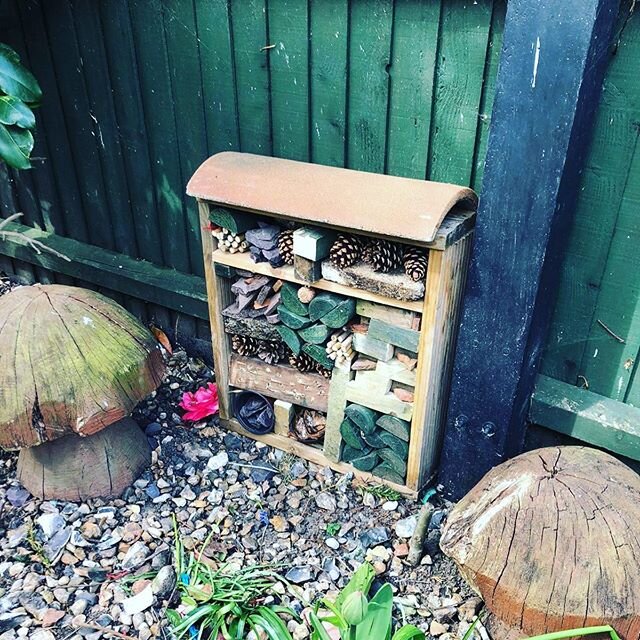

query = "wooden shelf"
[222,417,416,498]
[212,249,424,313]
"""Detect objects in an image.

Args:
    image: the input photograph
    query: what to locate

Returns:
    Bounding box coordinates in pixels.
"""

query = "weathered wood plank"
[345,382,413,421]
[530,375,640,462]
[356,300,417,329]
[229,354,329,412]
[368,318,420,352]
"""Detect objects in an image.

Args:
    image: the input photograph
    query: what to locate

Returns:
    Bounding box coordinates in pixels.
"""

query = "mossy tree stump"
[440,447,640,639]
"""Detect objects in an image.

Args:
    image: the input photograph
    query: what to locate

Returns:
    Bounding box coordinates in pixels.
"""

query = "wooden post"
[438,0,621,499]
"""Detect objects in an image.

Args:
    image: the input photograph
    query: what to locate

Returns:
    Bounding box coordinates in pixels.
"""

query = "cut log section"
[17,417,151,501]
[440,446,640,639]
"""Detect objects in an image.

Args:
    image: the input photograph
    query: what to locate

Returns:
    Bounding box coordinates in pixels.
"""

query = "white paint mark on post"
[532,37,541,88]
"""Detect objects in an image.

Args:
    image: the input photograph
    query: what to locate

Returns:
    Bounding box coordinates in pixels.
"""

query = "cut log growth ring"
[0,285,165,448]
[440,447,640,639]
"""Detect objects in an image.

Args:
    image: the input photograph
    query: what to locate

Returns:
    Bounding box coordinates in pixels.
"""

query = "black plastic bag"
[233,391,275,435]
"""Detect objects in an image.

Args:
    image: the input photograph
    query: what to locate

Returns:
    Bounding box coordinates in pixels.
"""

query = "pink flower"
[179,383,219,422]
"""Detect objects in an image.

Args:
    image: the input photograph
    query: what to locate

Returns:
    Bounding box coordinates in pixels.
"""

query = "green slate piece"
[340,418,367,450]
[351,451,380,472]
[309,292,345,321]
[373,463,405,485]
[275,324,302,355]
[378,448,408,476]
[209,206,255,233]
[280,282,309,317]
[299,322,332,345]
[319,298,356,329]
[363,430,385,449]
[302,343,335,369]
[376,415,411,442]
[278,306,312,330]
[378,431,409,458]
[344,404,378,435]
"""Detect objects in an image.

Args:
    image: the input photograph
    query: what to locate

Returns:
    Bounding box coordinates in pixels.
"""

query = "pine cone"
[329,234,363,269]
[277,229,294,265]
[231,334,259,356]
[403,246,428,282]
[363,239,403,273]
[289,351,316,373]
[257,340,287,364]
[315,363,332,379]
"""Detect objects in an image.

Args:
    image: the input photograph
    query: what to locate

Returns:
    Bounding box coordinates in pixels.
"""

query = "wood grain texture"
[229,354,329,412]
[441,446,640,639]
[0,285,164,448]
[17,417,151,501]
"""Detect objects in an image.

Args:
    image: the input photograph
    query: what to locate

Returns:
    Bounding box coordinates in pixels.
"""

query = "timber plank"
[268,0,310,161]
[347,0,394,173]
[385,0,441,178]
[428,0,493,185]
[0,222,208,319]
[229,354,329,412]
[309,0,348,167]
[230,0,272,154]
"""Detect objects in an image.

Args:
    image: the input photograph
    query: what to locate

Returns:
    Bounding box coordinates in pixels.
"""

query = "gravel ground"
[0,276,482,640]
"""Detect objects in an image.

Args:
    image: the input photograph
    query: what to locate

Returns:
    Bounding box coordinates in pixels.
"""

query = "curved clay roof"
[187,152,477,245]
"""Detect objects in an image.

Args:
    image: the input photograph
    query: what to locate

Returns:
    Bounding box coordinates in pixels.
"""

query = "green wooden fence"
[531,4,640,461]
[0,0,505,340]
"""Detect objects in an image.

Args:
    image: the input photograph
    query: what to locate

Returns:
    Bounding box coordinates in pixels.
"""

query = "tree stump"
[440,446,640,639]
[17,417,151,501]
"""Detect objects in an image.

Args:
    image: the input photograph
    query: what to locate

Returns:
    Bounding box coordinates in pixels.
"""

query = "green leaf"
[354,585,394,640]
[0,122,33,169]
[0,44,42,103]
[0,95,35,128]
[527,626,621,640]
[309,611,335,640]
[392,624,426,640]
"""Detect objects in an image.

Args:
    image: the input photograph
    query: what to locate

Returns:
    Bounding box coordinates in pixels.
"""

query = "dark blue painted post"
[438,0,621,498]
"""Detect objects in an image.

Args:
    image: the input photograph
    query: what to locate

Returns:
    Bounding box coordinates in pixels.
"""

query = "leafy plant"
[528,626,621,640]
[309,563,424,640]
[357,483,402,502]
[0,44,42,169]
[168,521,298,639]
[325,522,341,537]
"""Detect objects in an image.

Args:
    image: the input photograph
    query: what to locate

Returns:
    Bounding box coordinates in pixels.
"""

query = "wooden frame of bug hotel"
[188,152,477,497]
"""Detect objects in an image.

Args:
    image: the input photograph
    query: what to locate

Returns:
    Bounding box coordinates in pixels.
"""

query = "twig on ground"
[407,501,435,566]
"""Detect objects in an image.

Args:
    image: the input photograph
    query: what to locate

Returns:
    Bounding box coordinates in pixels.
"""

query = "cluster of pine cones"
[329,234,428,281]
[231,333,331,377]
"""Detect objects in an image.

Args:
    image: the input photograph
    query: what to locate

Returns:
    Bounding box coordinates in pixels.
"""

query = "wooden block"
[309,292,344,321]
[210,206,256,233]
[274,400,294,437]
[319,298,356,329]
[293,227,334,261]
[322,260,425,301]
[356,300,418,330]
[378,448,408,476]
[275,324,302,355]
[280,282,309,317]
[302,343,334,369]
[376,415,411,442]
[229,354,329,411]
[354,370,393,395]
[352,332,394,362]
[298,323,332,345]
[344,403,378,435]
[278,306,313,330]
[294,255,322,282]
[339,418,367,450]
[323,366,354,463]
[223,315,281,342]
[368,318,420,353]
[376,359,417,387]
[345,382,413,421]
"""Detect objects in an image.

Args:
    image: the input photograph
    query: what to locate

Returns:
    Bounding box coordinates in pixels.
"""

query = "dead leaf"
[150,324,173,355]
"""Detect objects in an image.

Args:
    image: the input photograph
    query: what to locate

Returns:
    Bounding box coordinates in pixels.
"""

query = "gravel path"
[0,276,482,640]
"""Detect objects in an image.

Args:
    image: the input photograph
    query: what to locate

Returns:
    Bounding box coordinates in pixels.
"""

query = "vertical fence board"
[427,0,493,185]
[128,0,191,273]
[195,0,241,154]
[309,0,348,167]
[99,2,164,265]
[347,0,394,173]
[268,0,310,161]
[230,0,272,155]
[385,0,441,179]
